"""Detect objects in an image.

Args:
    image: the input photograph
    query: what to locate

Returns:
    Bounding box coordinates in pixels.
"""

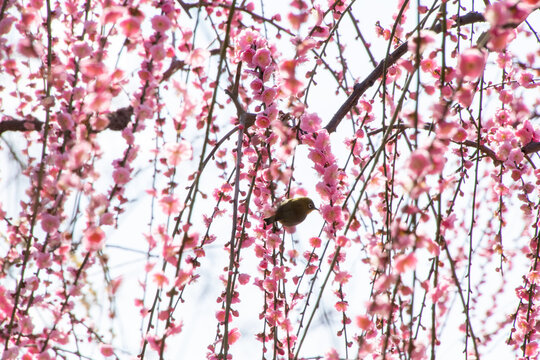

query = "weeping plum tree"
[1,0,540,359]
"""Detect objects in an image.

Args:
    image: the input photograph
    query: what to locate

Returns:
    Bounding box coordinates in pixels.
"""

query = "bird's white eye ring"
[309,203,313,208]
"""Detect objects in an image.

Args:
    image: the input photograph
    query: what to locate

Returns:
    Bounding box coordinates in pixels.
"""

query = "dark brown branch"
[323,11,486,133]
[459,139,499,163]
[523,141,540,155]
[0,107,133,135]
[0,117,43,135]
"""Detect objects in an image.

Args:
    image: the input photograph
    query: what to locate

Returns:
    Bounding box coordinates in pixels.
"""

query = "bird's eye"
[309,203,313,208]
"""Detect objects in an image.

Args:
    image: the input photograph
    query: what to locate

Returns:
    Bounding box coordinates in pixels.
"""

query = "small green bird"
[264,197,318,227]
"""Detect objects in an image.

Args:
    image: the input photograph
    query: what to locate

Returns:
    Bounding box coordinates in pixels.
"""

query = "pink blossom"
[280,59,303,95]
[409,149,430,176]
[516,120,535,145]
[84,227,106,252]
[518,72,534,88]
[150,44,166,61]
[153,271,169,287]
[263,277,277,292]
[119,16,141,38]
[309,237,321,248]
[255,114,270,128]
[329,0,347,13]
[496,141,513,161]
[72,41,92,58]
[266,233,281,249]
[227,328,241,345]
[252,48,272,68]
[394,252,417,274]
[0,16,16,35]
[147,335,162,352]
[325,348,340,360]
[68,142,92,169]
[112,167,130,185]
[102,6,124,24]
[312,25,330,38]
[334,300,348,312]
[241,48,255,64]
[458,48,486,81]
[296,37,317,56]
[122,128,135,145]
[420,58,436,74]
[41,213,60,233]
[151,15,171,32]
[498,89,513,104]
[165,321,183,336]
[260,87,277,105]
[288,12,309,30]
[36,252,52,269]
[300,113,321,133]
[495,108,511,126]
[182,232,199,249]
[100,212,114,226]
[176,265,193,288]
[320,205,341,224]
[488,28,515,52]
[187,48,210,68]
[163,141,193,166]
[238,273,250,285]
[408,30,436,54]
[135,104,153,120]
[356,315,372,330]
[80,59,106,77]
[250,78,263,92]
[507,148,524,164]
[237,29,259,51]
[159,195,182,215]
[216,310,226,323]
[86,91,112,113]
[526,342,539,357]
[336,235,349,247]
[17,37,43,58]
[452,127,467,142]
[100,345,114,357]
[334,271,351,285]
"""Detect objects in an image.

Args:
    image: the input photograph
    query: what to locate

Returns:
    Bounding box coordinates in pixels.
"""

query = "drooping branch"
[323,11,486,133]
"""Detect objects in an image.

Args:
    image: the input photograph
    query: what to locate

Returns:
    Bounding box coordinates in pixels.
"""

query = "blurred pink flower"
[187,48,210,68]
[84,227,106,252]
[164,141,193,166]
[458,48,486,81]
[228,328,241,345]
[119,16,141,38]
[112,167,130,185]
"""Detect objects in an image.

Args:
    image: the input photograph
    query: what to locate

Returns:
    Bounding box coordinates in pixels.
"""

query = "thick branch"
[0,118,43,135]
[323,11,486,133]
[0,107,133,135]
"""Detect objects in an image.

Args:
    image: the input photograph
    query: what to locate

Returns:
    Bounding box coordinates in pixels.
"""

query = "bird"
[264,197,318,227]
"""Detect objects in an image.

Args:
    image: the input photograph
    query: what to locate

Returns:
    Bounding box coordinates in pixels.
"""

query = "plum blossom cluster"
[235,29,279,130]
[303,124,347,233]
